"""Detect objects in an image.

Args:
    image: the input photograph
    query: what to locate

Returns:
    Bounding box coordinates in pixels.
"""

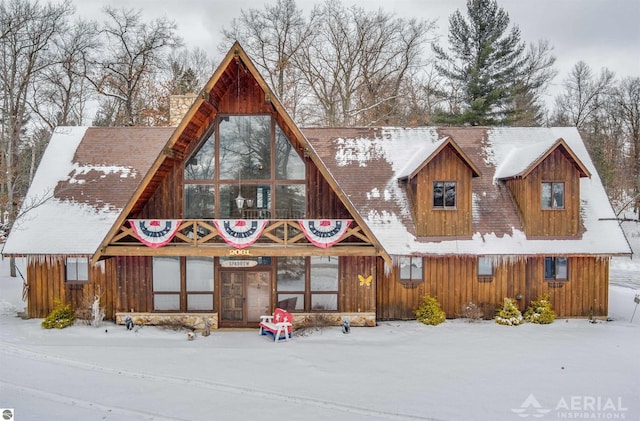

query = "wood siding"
[307,165,351,219]
[414,145,473,236]
[524,256,609,317]
[505,149,582,236]
[376,256,609,320]
[26,257,118,320]
[115,256,153,313]
[339,256,377,313]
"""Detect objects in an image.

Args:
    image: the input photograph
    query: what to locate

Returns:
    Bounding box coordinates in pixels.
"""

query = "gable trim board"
[2,43,631,324]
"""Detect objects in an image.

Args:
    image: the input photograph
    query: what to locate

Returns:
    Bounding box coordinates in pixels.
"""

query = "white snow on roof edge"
[2,127,121,255]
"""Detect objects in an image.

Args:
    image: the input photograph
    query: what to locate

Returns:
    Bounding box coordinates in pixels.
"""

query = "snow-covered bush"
[42,301,75,329]
[460,301,483,322]
[524,295,556,324]
[495,297,523,326]
[415,295,446,325]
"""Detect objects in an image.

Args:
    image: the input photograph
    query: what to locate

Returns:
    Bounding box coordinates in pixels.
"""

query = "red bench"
[259,308,293,342]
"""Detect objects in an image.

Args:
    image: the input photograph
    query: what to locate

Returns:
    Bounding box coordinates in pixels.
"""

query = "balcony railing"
[105,219,375,254]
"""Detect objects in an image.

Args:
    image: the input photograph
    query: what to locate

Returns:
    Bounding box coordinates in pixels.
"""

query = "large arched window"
[184,115,306,219]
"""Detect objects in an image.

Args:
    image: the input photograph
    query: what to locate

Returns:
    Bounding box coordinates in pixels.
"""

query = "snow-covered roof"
[3,125,631,258]
[303,126,631,257]
[396,136,449,179]
[494,137,590,180]
[2,126,172,255]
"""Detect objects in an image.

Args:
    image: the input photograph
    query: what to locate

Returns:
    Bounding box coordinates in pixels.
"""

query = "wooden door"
[220,271,271,326]
[221,272,244,322]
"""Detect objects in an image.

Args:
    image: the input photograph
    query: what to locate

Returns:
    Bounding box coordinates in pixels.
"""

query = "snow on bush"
[524,294,556,324]
[42,301,75,329]
[415,294,446,325]
[495,297,523,326]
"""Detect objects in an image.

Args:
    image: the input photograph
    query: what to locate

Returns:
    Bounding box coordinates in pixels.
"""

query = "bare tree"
[166,47,217,95]
[508,40,557,126]
[553,61,615,128]
[552,63,640,213]
[614,77,640,216]
[293,1,435,126]
[221,0,315,120]
[88,7,182,126]
[29,18,98,130]
[0,0,74,225]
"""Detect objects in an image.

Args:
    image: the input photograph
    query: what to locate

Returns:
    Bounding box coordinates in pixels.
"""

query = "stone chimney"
[169,93,197,126]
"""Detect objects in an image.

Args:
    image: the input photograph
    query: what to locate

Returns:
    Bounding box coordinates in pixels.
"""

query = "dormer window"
[541,182,564,209]
[433,181,456,209]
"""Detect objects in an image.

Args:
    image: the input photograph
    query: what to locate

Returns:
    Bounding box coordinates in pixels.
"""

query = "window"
[477,257,494,278]
[276,256,305,311]
[65,257,89,283]
[544,257,568,280]
[275,256,340,312]
[310,256,338,311]
[541,182,564,209]
[152,257,214,311]
[433,181,456,209]
[186,257,214,311]
[183,115,306,219]
[399,256,424,282]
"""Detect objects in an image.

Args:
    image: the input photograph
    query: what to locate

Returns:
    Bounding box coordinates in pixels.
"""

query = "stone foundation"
[115,312,218,331]
[291,312,377,328]
[115,311,375,331]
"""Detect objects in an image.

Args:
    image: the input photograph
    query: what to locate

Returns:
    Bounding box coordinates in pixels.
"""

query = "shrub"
[42,301,75,329]
[415,295,446,325]
[524,295,556,324]
[495,297,523,326]
[460,301,484,322]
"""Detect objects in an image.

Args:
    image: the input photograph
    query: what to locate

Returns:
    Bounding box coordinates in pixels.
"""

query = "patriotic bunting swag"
[213,219,269,248]
[129,219,182,248]
[298,219,352,248]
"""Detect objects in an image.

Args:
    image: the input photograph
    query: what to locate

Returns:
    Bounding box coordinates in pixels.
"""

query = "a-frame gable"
[397,136,481,181]
[496,138,591,180]
[94,42,386,263]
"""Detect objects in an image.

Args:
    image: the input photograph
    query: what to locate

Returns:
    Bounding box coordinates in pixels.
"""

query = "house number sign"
[228,249,252,256]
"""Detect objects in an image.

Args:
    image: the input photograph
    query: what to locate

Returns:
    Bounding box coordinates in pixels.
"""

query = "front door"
[220,271,271,326]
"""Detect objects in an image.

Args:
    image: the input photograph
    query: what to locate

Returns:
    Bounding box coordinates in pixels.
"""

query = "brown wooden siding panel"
[339,256,376,313]
[116,256,153,313]
[506,149,581,237]
[415,146,473,236]
[307,165,351,219]
[524,257,608,317]
[377,255,607,320]
[26,257,118,320]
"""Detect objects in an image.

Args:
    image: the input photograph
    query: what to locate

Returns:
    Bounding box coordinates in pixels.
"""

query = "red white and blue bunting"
[129,219,182,248]
[298,219,352,248]
[213,219,269,249]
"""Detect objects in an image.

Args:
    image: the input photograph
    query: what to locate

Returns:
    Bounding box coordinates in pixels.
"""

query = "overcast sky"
[75,0,640,102]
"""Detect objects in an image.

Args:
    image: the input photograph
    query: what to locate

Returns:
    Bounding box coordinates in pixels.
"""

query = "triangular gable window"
[184,115,306,219]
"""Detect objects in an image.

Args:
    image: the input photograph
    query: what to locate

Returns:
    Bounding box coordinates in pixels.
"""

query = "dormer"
[398,137,481,237]
[496,138,590,237]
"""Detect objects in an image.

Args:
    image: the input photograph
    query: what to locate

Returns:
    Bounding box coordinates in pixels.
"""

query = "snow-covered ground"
[1,219,638,421]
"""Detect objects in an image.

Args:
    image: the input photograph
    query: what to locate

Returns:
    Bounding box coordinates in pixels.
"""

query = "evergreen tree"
[433,0,526,125]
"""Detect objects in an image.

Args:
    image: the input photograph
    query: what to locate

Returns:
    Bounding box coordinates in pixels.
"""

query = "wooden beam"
[102,244,381,257]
